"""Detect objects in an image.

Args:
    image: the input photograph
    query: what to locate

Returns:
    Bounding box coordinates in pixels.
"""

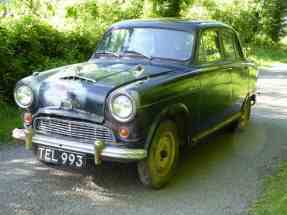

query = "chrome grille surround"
[33,117,116,145]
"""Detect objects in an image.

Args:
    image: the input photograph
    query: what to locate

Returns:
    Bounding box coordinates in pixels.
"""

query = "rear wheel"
[137,120,180,189]
[229,98,251,131]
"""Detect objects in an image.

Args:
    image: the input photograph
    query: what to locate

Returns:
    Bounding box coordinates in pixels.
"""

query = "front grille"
[34,117,115,145]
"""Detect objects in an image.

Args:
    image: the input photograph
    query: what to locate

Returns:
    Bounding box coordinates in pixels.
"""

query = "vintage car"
[13,19,257,189]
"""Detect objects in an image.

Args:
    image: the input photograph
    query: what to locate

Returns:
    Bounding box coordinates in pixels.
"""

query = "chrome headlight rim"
[109,93,136,123]
[14,85,34,109]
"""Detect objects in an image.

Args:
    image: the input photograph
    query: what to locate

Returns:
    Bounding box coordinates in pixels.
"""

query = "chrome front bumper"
[12,129,147,163]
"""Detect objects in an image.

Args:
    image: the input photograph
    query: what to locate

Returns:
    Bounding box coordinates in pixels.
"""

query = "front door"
[196,28,233,131]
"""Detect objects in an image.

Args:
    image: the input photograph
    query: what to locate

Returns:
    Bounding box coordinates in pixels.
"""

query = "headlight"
[14,85,34,108]
[110,94,135,122]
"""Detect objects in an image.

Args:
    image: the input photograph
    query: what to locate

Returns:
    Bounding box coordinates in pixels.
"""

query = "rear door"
[196,28,233,131]
[220,29,249,114]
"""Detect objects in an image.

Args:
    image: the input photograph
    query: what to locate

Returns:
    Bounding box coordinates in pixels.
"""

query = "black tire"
[137,120,180,189]
[229,98,251,131]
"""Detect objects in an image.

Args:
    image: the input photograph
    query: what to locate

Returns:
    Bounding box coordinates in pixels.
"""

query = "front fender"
[144,103,191,151]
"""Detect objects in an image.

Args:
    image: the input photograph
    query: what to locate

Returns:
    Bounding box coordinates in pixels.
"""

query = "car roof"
[109,19,234,33]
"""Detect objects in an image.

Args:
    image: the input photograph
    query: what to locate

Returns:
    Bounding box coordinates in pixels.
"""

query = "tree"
[4,0,56,18]
[260,0,286,42]
[145,0,183,17]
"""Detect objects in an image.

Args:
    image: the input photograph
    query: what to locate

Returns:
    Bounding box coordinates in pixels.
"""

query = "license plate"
[37,146,85,168]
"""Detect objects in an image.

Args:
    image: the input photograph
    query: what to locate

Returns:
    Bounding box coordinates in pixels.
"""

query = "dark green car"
[13,19,257,189]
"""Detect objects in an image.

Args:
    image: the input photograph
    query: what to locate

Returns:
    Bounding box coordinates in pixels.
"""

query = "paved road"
[1,64,287,215]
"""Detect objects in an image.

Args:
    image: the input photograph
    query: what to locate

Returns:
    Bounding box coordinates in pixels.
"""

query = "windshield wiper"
[121,50,152,60]
[94,51,120,58]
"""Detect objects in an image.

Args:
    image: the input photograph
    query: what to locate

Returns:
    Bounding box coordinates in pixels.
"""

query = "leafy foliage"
[0,16,95,103]
[182,0,286,45]
[0,0,144,104]
[212,2,259,44]
[145,0,182,17]
[0,0,286,104]
[260,0,286,42]
[0,102,21,142]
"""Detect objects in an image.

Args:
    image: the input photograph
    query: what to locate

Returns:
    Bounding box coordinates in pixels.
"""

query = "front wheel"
[137,120,180,189]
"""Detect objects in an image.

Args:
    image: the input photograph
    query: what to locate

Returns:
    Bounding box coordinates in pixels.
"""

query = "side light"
[119,127,129,138]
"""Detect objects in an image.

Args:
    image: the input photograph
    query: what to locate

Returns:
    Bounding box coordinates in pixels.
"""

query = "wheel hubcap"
[154,131,176,177]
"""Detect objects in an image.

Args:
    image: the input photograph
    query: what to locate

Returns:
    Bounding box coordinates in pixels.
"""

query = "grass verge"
[249,43,287,67]
[0,102,21,144]
[248,162,287,215]
[247,41,287,215]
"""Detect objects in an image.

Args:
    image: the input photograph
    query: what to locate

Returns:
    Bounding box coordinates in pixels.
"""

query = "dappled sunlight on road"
[262,63,287,72]
[255,64,287,120]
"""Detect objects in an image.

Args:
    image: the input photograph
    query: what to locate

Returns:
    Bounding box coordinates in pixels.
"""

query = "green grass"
[249,163,287,215]
[250,46,287,67]
[0,102,21,144]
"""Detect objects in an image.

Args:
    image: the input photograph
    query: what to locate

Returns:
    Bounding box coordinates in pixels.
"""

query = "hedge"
[0,16,96,104]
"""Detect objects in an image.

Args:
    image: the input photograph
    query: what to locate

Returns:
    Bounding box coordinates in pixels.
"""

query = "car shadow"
[29,126,254,193]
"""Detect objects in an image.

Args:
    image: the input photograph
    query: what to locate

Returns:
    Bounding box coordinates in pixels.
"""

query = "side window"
[221,30,237,61]
[198,30,222,64]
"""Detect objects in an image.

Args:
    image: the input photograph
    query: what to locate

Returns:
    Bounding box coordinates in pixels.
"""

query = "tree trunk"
[146,0,182,17]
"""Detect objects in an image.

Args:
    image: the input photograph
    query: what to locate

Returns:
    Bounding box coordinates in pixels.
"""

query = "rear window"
[198,30,223,63]
[221,31,238,61]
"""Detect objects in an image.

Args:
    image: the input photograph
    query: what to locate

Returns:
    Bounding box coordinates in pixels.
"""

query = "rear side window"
[221,30,237,61]
[198,30,222,64]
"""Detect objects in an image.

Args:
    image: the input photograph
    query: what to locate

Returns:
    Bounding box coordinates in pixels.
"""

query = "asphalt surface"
[1,64,287,215]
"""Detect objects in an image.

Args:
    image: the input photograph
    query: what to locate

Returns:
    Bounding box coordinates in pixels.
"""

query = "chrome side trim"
[32,134,147,161]
[192,113,241,143]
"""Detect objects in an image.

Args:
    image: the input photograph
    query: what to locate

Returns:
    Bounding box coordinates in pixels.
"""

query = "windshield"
[95,28,194,61]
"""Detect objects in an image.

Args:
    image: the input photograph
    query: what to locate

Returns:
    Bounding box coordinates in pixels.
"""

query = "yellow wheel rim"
[153,131,176,177]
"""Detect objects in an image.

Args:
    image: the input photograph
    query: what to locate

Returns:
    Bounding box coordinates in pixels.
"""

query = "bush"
[0,0,144,104]
[0,16,95,104]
